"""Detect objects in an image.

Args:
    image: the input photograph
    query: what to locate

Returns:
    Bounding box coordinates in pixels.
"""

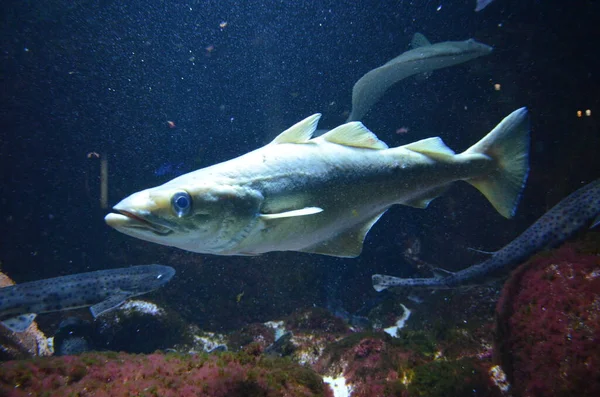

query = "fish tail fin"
[463,107,530,218]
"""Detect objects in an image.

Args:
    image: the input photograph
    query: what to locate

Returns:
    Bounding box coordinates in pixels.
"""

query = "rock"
[0,271,52,361]
[0,351,333,397]
[495,242,600,397]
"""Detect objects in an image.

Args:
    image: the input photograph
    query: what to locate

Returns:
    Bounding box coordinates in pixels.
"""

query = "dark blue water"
[1,0,599,331]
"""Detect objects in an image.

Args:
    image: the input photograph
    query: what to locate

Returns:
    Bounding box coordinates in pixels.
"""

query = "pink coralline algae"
[0,351,333,397]
[495,243,600,397]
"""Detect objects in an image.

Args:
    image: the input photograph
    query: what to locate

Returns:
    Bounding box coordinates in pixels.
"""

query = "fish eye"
[171,191,192,217]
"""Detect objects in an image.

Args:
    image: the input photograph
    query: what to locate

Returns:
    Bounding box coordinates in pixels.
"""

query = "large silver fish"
[105,109,530,258]
[347,35,492,121]
[0,265,175,332]
[372,179,600,291]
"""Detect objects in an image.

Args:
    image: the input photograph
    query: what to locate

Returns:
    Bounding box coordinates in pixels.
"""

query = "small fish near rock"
[0,271,52,360]
[106,109,530,258]
[0,265,175,333]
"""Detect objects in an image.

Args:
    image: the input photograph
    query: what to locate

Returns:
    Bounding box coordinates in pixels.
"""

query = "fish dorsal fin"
[320,122,388,150]
[90,293,130,318]
[260,207,323,220]
[382,33,432,68]
[300,210,387,257]
[403,137,455,160]
[411,32,432,48]
[1,313,37,333]
[271,114,322,144]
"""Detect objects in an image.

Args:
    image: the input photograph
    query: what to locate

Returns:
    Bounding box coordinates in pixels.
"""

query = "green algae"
[287,307,349,334]
[407,358,493,397]
[393,330,438,357]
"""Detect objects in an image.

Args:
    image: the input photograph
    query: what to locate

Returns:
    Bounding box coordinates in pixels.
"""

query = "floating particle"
[219,21,228,29]
[577,110,583,118]
[494,83,501,91]
[167,120,176,128]
[585,109,592,117]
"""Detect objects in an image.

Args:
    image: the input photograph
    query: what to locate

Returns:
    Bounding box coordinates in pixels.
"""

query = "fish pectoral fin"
[300,211,386,257]
[467,247,495,255]
[270,114,322,144]
[403,137,455,161]
[591,214,600,229]
[260,207,323,220]
[402,185,449,208]
[90,293,130,318]
[1,313,37,333]
[319,122,388,149]
[372,274,451,290]
[432,267,455,278]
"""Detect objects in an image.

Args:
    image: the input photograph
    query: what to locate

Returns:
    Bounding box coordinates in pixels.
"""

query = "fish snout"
[105,190,173,235]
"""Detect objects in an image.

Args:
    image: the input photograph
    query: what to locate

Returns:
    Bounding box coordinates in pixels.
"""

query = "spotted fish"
[372,179,600,291]
[0,265,175,332]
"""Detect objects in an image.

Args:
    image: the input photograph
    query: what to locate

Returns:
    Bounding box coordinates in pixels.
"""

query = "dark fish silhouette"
[373,179,600,291]
[0,265,175,332]
[348,34,492,121]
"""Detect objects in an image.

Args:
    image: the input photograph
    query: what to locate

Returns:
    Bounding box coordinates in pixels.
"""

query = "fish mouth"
[105,210,173,236]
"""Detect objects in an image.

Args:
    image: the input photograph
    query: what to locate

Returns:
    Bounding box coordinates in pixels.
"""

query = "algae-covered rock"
[0,351,334,397]
[0,271,52,361]
[495,242,600,397]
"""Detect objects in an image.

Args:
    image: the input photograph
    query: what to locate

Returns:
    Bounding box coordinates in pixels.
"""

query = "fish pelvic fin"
[372,274,450,291]
[463,108,530,218]
[89,293,130,318]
